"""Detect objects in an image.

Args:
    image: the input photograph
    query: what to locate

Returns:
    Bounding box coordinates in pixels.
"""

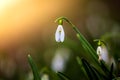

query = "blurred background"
[0,0,120,80]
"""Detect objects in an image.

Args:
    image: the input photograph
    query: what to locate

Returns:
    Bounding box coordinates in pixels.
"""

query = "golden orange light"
[0,0,19,14]
[0,0,85,50]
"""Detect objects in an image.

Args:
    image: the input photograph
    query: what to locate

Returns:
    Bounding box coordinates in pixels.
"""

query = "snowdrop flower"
[97,45,109,62]
[55,25,65,42]
[97,45,116,68]
[51,48,71,72]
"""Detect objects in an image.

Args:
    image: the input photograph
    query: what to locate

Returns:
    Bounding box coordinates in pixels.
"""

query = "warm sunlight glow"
[0,0,18,12]
[0,0,8,9]
[0,0,85,50]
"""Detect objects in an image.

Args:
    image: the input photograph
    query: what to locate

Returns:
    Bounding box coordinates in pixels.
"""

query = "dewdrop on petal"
[55,25,65,42]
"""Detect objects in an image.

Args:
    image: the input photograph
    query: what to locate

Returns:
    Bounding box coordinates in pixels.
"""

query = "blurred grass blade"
[57,72,71,80]
[76,57,89,79]
[109,63,115,79]
[81,58,102,80]
[81,58,95,80]
[100,60,110,75]
[110,63,113,74]
[91,66,108,80]
[28,54,40,80]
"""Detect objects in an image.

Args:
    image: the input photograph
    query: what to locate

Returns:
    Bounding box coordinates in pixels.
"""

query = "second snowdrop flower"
[97,44,109,63]
[55,25,65,42]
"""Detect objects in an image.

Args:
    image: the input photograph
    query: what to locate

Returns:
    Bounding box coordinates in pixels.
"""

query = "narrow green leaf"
[57,72,71,80]
[28,54,40,80]
[76,33,98,64]
[109,63,115,79]
[110,63,113,74]
[76,57,89,79]
[81,58,102,80]
[100,60,110,75]
[91,66,108,80]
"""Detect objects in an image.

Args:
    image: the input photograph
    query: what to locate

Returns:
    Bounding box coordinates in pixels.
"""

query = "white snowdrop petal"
[55,25,65,42]
[97,45,109,63]
[101,46,109,63]
[55,25,61,42]
[97,46,102,55]
[60,28,65,42]
[55,30,60,42]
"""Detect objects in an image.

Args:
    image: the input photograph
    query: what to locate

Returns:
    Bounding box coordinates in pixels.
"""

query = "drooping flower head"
[96,40,116,68]
[55,25,65,42]
[55,19,65,42]
[96,40,108,61]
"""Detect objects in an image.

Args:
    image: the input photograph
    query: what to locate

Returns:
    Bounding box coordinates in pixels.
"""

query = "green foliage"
[28,54,40,80]
[27,16,120,80]
[57,72,71,80]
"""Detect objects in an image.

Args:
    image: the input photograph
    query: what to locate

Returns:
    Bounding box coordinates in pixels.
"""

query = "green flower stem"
[28,54,40,80]
[55,17,98,64]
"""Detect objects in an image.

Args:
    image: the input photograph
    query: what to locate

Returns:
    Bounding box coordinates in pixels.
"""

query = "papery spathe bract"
[55,25,65,42]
